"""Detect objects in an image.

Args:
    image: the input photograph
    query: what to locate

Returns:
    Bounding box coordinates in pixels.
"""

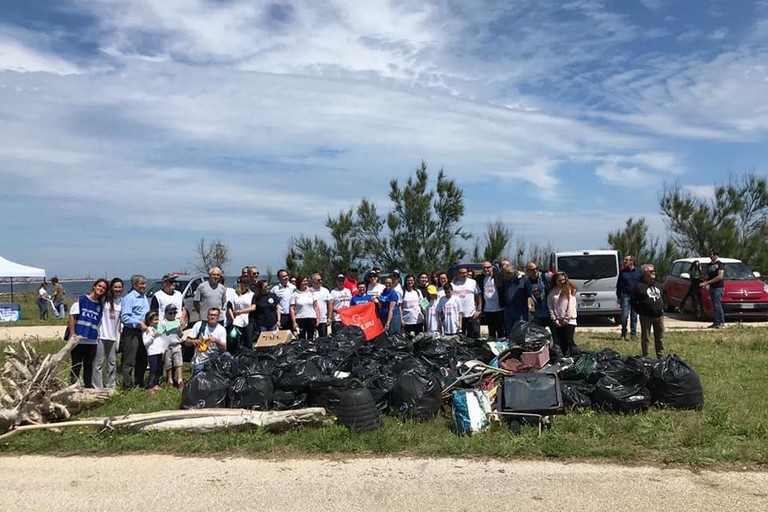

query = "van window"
[557,255,618,280]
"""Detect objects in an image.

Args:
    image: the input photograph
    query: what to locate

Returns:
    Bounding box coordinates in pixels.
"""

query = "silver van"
[548,250,621,318]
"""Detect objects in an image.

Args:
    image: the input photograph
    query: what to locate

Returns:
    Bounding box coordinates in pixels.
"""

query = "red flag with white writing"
[338,302,384,341]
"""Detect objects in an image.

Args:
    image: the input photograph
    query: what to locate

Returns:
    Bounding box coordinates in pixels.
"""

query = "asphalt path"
[1,455,766,512]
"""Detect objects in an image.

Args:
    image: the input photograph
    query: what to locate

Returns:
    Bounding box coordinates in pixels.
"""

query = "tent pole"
[9,277,13,303]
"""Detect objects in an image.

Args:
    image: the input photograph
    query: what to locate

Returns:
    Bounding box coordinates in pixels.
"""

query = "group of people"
[63,251,728,391]
[35,277,66,320]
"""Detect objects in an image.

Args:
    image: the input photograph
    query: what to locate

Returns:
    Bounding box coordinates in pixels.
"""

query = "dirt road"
[1,455,766,511]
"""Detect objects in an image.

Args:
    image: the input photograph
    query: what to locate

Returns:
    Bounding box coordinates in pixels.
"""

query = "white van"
[548,250,621,318]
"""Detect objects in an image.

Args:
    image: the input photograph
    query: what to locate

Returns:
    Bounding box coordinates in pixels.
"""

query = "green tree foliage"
[659,173,768,271]
[472,219,512,263]
[607,217,681,276]
[285,162,469,276]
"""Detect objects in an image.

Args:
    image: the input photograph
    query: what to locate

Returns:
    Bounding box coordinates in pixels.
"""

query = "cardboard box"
[255,329,295,348]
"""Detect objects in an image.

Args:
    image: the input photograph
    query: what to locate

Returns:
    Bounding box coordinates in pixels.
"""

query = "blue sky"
[1,0,766,279]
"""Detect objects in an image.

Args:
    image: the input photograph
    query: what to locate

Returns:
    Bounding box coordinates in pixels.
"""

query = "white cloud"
[709,28,729,41]
[684,185,716,200]
[595,162,654,187]
[0,36,80,75]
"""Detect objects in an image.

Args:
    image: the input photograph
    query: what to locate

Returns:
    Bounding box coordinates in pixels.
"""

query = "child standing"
[437,283,463,335]
[423,285,442,334]
[158,304,184,389]
[142,311,167,393]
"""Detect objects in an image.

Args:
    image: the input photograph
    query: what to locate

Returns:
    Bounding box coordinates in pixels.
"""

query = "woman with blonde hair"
[547,271,579,357]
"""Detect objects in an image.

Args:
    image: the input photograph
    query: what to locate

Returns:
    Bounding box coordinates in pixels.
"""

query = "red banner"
[338,302,384,341]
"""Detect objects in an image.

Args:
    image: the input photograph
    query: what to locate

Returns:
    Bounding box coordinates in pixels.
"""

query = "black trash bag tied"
[181,371,230,410]
[593,375,651,413]
[229,374,274,410]
[389,366,442,421]
[650,355,704,410]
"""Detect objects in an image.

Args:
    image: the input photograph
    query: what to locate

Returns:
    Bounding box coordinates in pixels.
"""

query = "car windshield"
[724,262,757,281]
[557,255,617,280]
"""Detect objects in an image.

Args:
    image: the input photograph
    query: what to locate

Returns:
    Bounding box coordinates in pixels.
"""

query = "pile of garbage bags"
[181,322,704,429]
[560,349,704,412]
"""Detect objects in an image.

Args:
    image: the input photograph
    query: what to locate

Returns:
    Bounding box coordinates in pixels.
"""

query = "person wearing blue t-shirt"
[378,276,401,333]
[350,282,373,306]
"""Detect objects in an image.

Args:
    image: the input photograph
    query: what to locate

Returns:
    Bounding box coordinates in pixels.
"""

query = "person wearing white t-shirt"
[270,269,296,330]
[424,285,442,334]
[290,275,320,340]
[329,274,352,334]
[150,274,187,328]
[452,266,481,338]
[185,308,228,376]
[366,272,385,299]
[435,272,449,299]
[311,273,332,337]
[226,277,254,353]
[93,278,123,389]
[437,283,462,335]
[401,274,425,334]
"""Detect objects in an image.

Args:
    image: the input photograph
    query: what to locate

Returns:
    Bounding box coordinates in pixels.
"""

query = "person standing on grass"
[245,280,281,345]
[378,276,401,334]
[311,273,332,338]
[702,250,726,329]
[631,264,665,359]
[424,285,441,334]
[437,283,462,335]
[194,267,227,325]
[159,304,184,389]
[616,255,642,340]
[150,274,187,329]
[119,274,150,389]
[343,264,360,296]
[401,274,425,334]
[270,269,296,330]
[67,278,108,388]
[185,308,228,376]
[93,277,123,389]
[225,276,254,354]
[523,261,551,328]
[452,266,481,338]
[350,282,374,306]
[547,272,579,357]
[51,276,67,318]
[329,274,352,334]
[142,311,166,393]
[290,275,320,340]
[37,281,51,320]
[678,260,702,314]
[478,261,505,339]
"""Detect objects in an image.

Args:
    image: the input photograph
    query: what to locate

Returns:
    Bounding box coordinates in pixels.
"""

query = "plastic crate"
[520,345,549,369]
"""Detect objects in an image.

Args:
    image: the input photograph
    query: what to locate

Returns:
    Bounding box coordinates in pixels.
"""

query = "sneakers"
[707,323,717,329]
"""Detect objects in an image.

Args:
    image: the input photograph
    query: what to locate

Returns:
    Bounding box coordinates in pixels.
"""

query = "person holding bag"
[547,272,579,357]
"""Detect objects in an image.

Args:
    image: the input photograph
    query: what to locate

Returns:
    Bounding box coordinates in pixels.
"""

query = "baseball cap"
[164,304,178,313]
[162,273,178,282]
[427,285,437,295]
[393,269,401,275]
[337,274,345,279]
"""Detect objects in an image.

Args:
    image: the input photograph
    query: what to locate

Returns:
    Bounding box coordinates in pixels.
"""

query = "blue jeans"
[619,294,637,336]
[709,286,725,326]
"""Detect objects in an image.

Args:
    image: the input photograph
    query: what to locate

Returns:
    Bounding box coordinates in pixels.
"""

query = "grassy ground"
[1,328,767,468]
[1,292,69,327]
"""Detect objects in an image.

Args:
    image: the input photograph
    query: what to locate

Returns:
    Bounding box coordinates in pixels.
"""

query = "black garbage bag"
[593,375,651,413]
[389,366,442,421]
[592,348,626,382]
[203,352,233,375]
[271,390,307,410]
[507,321,550,349]
[309,376,351,414]
[561,381,595,409]
[306,354,337,376]
[373,332,413,352]
[231,348,275,377]
[624,355,656,384]
[181,371,230,409]
[332,325,368,346]
[650,355,704,409]
[273,359,323,392]
[413,338,453,367]
[229,374,274,410]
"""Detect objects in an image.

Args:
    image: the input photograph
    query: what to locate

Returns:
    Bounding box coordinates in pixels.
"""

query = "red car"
[662,257,768,320]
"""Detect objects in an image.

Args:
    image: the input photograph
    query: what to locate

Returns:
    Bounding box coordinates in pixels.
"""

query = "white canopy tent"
[0,256,46,302]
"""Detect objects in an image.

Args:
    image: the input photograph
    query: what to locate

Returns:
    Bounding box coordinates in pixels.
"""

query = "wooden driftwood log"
[1,339,115,435]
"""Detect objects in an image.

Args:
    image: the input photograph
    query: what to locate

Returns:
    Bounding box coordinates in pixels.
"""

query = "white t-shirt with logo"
[367,283,385,299]
[437,295,462,334]
[330,287,352,322]
[425,299,441,333]
[227,290,254,328]
[311,286,332,323]
[452,277,478,318]
[401,289,423,325]
[482,276,502,312]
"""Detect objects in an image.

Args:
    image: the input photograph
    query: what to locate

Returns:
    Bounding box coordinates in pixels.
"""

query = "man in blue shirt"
[616,255,642,340]
[350,282,374,306]
[120,274,150,389]
[523,262,551,327]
